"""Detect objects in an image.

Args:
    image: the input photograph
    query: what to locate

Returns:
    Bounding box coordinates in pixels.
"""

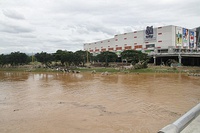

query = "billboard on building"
[176,27,182,46]
[183,28,189,47]
[197,27,200,48]
[144,26,157,42]
[189,31,194,48]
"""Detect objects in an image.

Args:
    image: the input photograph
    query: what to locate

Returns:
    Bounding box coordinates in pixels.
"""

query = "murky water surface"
[0,71,200,133]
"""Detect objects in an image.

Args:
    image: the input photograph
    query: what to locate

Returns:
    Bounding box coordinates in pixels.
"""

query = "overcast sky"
[0,0,200,54]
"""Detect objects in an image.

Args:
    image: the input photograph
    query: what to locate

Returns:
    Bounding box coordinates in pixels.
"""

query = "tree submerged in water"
[134,60,148,69]
[0,52,31,67]
[95,51,118,67]
[0,49,149,69]
[121,50,149,69]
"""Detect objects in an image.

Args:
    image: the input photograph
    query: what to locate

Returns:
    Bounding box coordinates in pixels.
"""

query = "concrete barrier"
[158,103,200,133]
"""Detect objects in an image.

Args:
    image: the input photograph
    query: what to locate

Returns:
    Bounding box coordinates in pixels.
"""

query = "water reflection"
[0,72,29,82]
[0,71,200,133]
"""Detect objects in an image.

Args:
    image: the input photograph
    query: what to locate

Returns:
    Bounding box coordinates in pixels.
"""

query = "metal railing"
[158,103,200,133]
[148,52,200,56]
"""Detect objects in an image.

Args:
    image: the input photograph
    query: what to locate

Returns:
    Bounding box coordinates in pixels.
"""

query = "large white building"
[84,25,199,56]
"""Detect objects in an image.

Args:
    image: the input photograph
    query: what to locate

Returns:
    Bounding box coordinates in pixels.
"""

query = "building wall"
[196,27,200,48]
[156,25,175,49]
[84,25,197,54]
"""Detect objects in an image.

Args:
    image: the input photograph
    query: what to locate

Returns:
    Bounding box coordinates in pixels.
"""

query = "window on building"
[108,48,114,51]
[125,46,132,50]
[116,47,122,50]
[146,44,155,49]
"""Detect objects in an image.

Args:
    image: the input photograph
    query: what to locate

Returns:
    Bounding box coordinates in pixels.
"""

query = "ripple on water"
[0,72,199,133]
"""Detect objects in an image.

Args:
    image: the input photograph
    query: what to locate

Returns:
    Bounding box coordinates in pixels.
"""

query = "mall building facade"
[84,25,200,66]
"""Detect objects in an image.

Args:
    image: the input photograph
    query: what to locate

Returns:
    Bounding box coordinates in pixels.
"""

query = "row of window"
[87,33,163,45]
[89,45,160,52]
[93,40,163,49]
[86,27,164,45]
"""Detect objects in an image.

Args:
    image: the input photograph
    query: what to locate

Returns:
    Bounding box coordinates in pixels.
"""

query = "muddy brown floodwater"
[0,71,200,133]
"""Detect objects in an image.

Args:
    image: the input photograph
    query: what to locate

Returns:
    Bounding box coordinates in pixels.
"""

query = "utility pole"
[86,50,89,63]
[32,52,34,62]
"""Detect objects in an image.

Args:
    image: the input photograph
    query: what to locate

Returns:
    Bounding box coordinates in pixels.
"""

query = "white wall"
[84,25,197,54]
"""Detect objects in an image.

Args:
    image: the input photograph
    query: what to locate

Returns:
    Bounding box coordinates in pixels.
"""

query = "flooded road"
[0,71,200,133]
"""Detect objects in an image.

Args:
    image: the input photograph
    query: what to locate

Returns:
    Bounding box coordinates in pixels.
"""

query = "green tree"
[96,51,118,67]
[52,50,76,66]
[35,52,52,66]
[74,50,92,67]
[10,52,30,65]
[60,51,74,66]
[0,52,30,66]
[0,54,9,66]
[53,50,64,62]
[121,50,148,65]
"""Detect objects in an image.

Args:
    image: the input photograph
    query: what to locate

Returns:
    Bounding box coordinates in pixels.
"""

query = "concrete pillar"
[153,56,156,65]
[178,54,182,64]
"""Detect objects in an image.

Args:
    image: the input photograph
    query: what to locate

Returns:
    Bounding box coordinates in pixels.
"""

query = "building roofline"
[85,25,198,44]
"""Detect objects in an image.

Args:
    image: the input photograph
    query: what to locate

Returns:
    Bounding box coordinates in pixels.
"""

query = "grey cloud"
[0,24,33,33]
[70,37,85,43]
[38,41,83,53]
[82,23,117,36]
[41,34,69,43]
[64,23,116,36]
[2,9,25,20]
[46,38,67,43]
[0,0,199,54]
[67,25,90,34]
[19,34,37,38]
[0,21,33,34]
[52,0,134,16]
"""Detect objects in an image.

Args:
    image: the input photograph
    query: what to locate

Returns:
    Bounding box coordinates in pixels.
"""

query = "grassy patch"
[0,67,27,71]
[0,66,182,73]
[75,67,179,73]
[0,67,55,73]
[75,67,120,73]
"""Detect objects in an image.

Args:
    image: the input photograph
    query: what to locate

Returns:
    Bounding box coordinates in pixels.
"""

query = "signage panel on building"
[176,27,182,46]
[197,27,200,48]
[183,28,189,48]
[144,26,157,42]
[189,31,194,48]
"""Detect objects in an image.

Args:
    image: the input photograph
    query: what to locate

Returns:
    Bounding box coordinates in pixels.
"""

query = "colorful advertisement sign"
[183,28,189,47]
[189,31,194,48]
[176,27,182,46]
[144,26,157,42]
[197,27,200,48]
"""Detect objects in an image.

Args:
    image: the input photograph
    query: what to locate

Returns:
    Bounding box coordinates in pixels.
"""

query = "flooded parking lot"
[0,71,200,133]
